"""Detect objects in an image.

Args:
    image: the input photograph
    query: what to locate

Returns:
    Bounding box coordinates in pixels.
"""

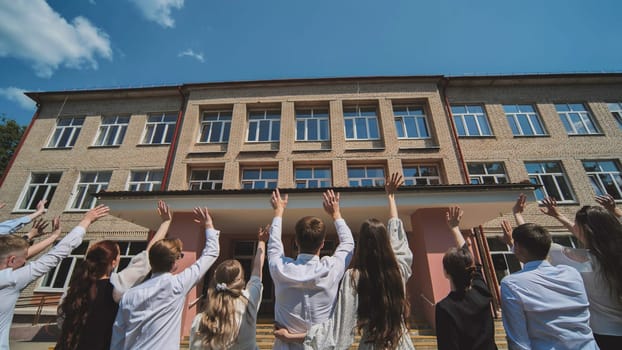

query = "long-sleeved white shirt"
[0,225,86,350]
[268,216,354,350]
[0,216,32,235]
[111,228,220,350]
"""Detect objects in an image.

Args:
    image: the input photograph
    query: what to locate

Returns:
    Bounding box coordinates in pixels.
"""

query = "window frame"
[127,170,164,192]
[393,105,431,139]
[68,171,111,211]
[607,102,622,130]
[525,161,576,203]
[36,240,90,291]
[467,162,509,184]
[141,112,177,145]
[15,172,62,212]
[295,166,332,188]
[555,103,601,135]
[503,104,547,136]
[241,167,278,189]
[198,110,232,143]
[450,105,493,137]
[93,115,130,147]
[343,105,380,140]
[402,164,441,185]
[582,160,622,200]
[46,116,85,148]
[246,109,281,142]
[347,166,385,187]
[188,168,225,190]
[295,108,330,141]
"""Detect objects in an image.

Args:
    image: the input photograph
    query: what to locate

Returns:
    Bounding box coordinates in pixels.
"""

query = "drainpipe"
[160,86,187,190]
[440,78,469,184]
[0,97,41,188]
[477,225,501,317]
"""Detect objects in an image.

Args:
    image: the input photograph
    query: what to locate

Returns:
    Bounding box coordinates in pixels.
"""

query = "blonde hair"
[0,234,29,259]
[148,238,182,273]
[197,260,247,349]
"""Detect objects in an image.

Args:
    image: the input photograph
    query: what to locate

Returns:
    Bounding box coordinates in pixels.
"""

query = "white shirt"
[189,275,263,350]
[111,228,220,350]
[0,226,86,350]
[268,216,354,350]
[0,216,32,235]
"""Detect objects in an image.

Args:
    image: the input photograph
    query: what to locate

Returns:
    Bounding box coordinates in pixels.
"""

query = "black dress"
[76,279,118,350]
[435,260,498,350]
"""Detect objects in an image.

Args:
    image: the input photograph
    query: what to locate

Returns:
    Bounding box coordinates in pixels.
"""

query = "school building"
[1,73,621,336]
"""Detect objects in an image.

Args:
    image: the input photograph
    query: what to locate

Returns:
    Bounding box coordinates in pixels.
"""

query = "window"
[199,111,231,143]
[393,106,430,139]
[525,162,575,202]
[607,102,622,129]
[487,237,521,284]
[247,110,280,142]
[233,241,274,306]
[403,165,441,185]
[17,173,62,211]
[468,162,508,184]
[189,169,224,190]
[127,170,163,191]
[503,105,546,136]
[343,106,380,140]
[115,241,149,272]
[142,113,177,144]
[451,105,492,137]
[348,166,385,187]
[295,167,332,188]
[38,240,90,290]
[583,160,622,200]
[555,104,600,135]
[295,108,329,141]
[69,171,111,210]
[93,115,129,146]
[47,117,85,148]
[241,168,278,189]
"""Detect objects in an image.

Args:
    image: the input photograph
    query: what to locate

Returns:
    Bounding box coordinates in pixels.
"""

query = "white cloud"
[130,0,184,28]
[178,49,204,63]
[0,1,112,78]
[0,87,36,111]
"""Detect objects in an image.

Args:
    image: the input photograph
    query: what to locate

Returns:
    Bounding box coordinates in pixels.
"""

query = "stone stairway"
[180,318,508,349]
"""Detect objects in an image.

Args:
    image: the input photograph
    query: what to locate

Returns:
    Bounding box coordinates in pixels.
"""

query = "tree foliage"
[0,115,26,178]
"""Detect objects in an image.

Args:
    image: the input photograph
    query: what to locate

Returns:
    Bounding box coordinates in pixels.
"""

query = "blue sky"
[1,0,621,125]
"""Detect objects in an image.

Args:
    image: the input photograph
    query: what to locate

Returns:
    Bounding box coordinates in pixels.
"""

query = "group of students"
[0,175,620,350]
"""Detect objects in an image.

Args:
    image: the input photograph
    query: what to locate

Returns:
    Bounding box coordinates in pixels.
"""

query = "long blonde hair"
[197,259,248,349]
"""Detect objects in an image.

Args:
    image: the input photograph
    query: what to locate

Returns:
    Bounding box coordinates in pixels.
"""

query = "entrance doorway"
[233,240,275,315]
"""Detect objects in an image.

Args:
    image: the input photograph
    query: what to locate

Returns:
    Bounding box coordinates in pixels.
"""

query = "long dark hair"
[56,240,119,350]
[575,205,622,303]
[352,218,410,349]
[443,247,475,292]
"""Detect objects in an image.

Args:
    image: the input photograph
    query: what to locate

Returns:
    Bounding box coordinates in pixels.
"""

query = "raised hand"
[157,200,172,222]
[80,205,109,228]
[539,197,560,218]
[258,224,270,242]
[0,202,6,210]
[595,194,616,211]
[513,193,527,214]
[385,172,404,196]
[322,189,341,220]
[270,189,288,217]
[193,207,214,230]
[27,218,50,240]
[445,206,463,229]
[500,220,514,248]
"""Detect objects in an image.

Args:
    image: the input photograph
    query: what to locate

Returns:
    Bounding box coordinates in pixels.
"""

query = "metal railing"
[14,294,62,325]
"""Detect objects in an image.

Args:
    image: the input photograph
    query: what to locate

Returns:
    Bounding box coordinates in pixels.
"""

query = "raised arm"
[0,200,47,235]
[501,220,514,249]
[251,225,269,279]
[27,200,47,221]
[540,197,576,235]
[595,194,622,218]
[385,172,403,219]
[323,189,355,266]
[446,206,465,248]
[268,189,288,263]
[512,193,527,225]
[148,200,172,250]
[27,217,61,258]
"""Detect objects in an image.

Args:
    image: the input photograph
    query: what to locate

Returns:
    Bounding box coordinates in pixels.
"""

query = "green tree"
[0,115,26,178]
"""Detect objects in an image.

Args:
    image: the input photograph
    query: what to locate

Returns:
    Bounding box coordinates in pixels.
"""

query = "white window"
[348,166,385,187]
[451,105,492,137]
[142,113,177,144]
[94,115,129,146]
[69,171,111,210]
[343,106,380,140]
[16,172,62,211]
[115,241,149,272]
[127,170,163,191]
[468,162,508,184]
[241,168,278,189]
[189,169,224,190]
[525,162,575,202]
[503,105,546,136]
[295,108,329,141]
[487,237,521,284]
[47,117,85,148]
[607,102,622,130]
[199,111,231,143]
[38,240,90,290]
[247,110,280,142]
[583,160,622,200]
[393,106,430,139]
[403,165,441,185]
[295,167,331,188]
[555,104,600,135]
